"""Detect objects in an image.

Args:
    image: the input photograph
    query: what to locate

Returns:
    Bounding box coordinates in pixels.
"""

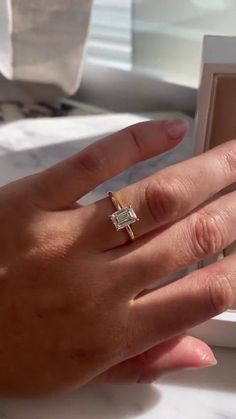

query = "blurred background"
[87,0,236,88]
[1,0,236,109]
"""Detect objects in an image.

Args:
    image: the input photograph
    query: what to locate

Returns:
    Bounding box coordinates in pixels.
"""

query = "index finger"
[33,119,188,210]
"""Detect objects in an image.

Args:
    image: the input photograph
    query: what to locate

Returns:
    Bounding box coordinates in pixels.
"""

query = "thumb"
[93,335,217,384]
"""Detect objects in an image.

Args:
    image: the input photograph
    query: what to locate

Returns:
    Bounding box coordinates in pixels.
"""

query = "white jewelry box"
[189,35,236,348]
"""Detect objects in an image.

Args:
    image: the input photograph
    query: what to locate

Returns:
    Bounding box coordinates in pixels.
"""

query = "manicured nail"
[184,353,218,370]
[200,351,218,367]
[164,119,189,139]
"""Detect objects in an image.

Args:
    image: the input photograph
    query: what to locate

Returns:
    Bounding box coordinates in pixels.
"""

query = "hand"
[0,119,235,396]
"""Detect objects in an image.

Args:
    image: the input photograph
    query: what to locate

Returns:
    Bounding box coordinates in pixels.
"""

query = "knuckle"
[76,146,109,177]
[145,177,187,223]
[204,271,234,315]
[190,212,226,258]
[221,140,236,177]
[128,124,145,155]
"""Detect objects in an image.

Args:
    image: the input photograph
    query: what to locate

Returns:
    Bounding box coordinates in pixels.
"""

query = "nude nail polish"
[165,119,189,139]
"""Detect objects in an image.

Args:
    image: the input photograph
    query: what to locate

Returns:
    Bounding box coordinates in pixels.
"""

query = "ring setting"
[108,191,139,240]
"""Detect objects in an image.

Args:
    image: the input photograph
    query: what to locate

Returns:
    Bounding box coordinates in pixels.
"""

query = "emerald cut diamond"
[110,206,138,230]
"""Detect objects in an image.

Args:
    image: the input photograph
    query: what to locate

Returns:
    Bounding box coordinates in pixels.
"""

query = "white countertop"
[0,347,235,419]
[0,111,235,418]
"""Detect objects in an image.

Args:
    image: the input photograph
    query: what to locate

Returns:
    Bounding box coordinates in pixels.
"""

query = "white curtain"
[0,0,93,95]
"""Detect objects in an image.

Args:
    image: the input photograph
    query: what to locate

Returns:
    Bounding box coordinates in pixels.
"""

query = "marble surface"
[0,111,235,418]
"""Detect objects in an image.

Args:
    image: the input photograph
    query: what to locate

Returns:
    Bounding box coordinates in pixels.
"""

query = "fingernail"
[164,119,189,139]
[200,351,218,367]
[184,353,218,371]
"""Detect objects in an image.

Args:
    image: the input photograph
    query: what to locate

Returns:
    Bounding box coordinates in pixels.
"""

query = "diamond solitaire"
[110,206,138,231]
[108,191,139,240]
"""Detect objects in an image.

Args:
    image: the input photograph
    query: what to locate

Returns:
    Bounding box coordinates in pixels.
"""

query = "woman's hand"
[0,119,235,396]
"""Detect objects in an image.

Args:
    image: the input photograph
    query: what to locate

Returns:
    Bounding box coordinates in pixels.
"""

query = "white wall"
[133,0,236,88]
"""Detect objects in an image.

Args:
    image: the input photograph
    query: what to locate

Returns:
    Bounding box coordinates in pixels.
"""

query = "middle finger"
[113,190,236,294]
[81,140,236,251]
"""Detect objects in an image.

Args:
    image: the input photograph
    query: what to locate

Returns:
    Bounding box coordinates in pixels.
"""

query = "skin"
[0,119,236,397]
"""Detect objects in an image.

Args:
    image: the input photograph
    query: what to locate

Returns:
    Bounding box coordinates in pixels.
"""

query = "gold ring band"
[108,191,139,241]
